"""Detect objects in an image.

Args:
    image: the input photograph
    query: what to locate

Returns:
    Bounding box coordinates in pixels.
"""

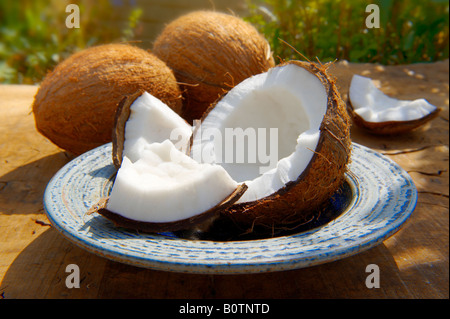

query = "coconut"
[89,140,247,233]
[33,43,183,155]
[190,61,352,231]
[90,90,245,233]
[152,10,275,123]
[348,75,441,135]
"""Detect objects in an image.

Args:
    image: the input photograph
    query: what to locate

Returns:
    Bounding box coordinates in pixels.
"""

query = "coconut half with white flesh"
[89,90,246,233]
[190,61,351,230]
[90,140,247,233]
[348,75,441,135]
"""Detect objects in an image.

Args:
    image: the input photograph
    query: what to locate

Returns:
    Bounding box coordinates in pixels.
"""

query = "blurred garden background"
[0,0,448,84]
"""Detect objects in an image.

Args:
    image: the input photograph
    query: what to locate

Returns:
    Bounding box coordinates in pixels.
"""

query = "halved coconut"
[348,75,441,134]
[90,140,247,233]
[190,61,351,230]
[112,90,192,168]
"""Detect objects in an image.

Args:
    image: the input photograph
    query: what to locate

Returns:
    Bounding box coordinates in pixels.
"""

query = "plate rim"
[43,142,418,274]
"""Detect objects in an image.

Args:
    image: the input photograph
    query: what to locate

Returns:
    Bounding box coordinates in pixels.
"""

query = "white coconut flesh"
[106,140,238,223]
[122,91,192,162]
[191,64,329,204]
[349,75,438,123]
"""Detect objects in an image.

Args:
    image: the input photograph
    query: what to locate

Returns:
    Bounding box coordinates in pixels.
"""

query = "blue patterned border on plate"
[43,143,417,274]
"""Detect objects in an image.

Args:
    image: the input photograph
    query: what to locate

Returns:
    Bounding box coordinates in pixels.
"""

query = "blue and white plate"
[43,143,417,274]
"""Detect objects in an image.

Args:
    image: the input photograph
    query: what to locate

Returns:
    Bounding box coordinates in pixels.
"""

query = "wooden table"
[0,60,448,299]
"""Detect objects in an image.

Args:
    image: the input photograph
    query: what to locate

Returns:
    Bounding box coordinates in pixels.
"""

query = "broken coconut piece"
[113,90,192,168]
[190,61,351,230]
[348,74,441,134]
[91,140,247,233]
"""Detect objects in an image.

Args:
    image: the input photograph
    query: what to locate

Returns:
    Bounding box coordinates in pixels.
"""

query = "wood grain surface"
[0,60,448,299]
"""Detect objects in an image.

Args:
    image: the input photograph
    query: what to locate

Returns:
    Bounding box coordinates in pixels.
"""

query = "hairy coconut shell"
[33,44,182,155]
[347,100,441,135]
[222,61,352,231]
[88,183,247,233]
[153,10,275,123]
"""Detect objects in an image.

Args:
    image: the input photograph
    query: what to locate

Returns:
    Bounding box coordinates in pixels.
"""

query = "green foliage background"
[0,0,142,84]
[0,0,448,84]
[245,0,449,64]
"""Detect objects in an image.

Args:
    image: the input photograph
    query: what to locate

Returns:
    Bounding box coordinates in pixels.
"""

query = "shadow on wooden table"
[1,226,413,299]
[0,152,72,215]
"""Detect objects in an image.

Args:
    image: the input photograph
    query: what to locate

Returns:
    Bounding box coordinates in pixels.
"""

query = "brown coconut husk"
[218,61,352,234]
[33,44,183,156]
[111,90,144,169]
[152,10,275,124]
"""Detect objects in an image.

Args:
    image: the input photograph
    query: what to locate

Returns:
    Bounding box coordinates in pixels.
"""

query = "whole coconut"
[153,11,275,123]
[33,43,182,155]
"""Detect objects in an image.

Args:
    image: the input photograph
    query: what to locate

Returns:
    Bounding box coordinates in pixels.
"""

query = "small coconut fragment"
[113,90,192,168]
[90,140,247,233]
[348,75,441,134]
[33,44,183,155]
[190,61,351,231]
[153,10,275,123]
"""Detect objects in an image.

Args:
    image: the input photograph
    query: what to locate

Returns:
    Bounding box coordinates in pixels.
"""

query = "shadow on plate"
[82,179,353,242]
[176,179,353,241]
